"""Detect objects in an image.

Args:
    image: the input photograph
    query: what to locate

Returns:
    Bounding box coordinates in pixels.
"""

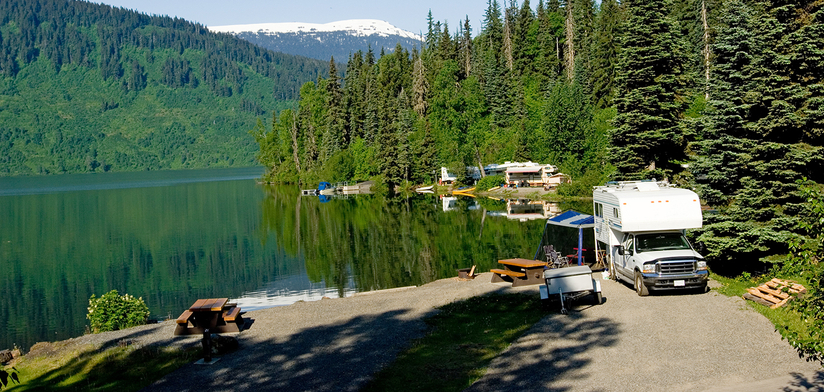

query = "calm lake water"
[0,167,589,350]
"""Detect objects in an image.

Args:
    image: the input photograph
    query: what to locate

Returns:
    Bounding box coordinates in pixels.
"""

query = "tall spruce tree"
[690,0,768,267]
[610,0,689,180]
[323,58,344,154]
[590,0,623,108]
[691,0,824,271]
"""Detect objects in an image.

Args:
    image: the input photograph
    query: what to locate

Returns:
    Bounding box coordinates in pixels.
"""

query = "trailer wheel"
[634,272,649,296]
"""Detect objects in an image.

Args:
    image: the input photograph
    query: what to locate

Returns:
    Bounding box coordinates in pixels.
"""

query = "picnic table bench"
[174,298,244,362]
[491,258,546,287]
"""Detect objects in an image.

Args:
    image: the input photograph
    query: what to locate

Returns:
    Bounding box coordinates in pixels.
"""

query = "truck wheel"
[634,272,649,296]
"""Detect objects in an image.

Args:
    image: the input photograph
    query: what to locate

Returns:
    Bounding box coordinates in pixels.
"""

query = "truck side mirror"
[617,246,633,256]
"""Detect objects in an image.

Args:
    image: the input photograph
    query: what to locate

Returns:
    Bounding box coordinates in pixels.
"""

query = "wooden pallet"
[742,278,807,309]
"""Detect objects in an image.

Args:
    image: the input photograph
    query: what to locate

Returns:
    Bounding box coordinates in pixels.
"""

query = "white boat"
[416,185,434,192]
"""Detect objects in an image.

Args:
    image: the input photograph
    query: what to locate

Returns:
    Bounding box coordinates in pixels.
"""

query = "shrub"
[780,179,824,364]
[322,150,354,182]
[87,290,150,333]
[476,175,505,191]
[556,168,609,197]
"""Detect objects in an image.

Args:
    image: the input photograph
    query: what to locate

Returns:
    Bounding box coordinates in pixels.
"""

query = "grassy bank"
[362,293,548,392]
[711,273,810,347]
[5,340,196,391]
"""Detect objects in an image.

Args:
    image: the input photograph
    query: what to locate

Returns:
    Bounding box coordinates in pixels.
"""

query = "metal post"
[578,227,583,265]
[202,329,212,363]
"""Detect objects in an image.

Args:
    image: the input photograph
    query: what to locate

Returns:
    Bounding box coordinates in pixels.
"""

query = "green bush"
[476,175,505,191]
[322,150,355,183]
[87,290,150,333]
[557,168,609,197]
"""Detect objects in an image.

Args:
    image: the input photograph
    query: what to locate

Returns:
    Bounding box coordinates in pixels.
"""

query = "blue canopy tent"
[534,210,595,265]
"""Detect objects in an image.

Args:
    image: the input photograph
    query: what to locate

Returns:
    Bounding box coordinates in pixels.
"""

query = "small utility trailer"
[539,265,602,314]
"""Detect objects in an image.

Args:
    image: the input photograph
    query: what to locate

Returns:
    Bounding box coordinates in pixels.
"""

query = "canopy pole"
[578,227,583,265]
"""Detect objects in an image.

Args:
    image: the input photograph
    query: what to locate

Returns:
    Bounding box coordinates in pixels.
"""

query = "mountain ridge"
[210,19,422,40]
[209,19,421,61]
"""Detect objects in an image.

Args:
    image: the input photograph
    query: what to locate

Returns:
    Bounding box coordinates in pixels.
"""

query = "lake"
[0,167,589,350]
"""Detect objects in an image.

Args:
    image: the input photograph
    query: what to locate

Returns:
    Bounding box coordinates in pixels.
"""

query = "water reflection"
[486,199,563,221]
[233,273,357,311]
[0,170,589,351]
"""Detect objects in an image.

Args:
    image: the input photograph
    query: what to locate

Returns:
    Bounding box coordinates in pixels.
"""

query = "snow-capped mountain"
[209,19,422,62]
[210,19,421,40]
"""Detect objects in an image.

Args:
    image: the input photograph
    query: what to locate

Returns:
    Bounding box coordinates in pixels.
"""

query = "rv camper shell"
[593,181,708,295]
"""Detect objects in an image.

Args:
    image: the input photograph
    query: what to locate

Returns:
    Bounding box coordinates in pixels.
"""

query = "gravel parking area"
[466,275,824,392]
[145,274,530,392]
[58,272,822,391]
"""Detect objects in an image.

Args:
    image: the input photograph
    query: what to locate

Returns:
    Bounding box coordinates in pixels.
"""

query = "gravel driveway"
[65,272,821,391]
[466,275,824,392]
[145,274,529,392]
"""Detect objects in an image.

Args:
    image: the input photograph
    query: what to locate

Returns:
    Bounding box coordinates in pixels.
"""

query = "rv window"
[613,208,619,218]
[635,233,692,253]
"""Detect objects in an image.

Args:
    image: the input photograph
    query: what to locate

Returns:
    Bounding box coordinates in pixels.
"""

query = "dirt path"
[466,275,823,392]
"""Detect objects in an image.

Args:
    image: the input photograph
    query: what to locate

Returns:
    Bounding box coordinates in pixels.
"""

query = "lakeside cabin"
[439,161,570,188]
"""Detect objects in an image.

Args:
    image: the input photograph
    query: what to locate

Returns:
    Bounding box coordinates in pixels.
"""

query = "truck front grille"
[659,261,694,275]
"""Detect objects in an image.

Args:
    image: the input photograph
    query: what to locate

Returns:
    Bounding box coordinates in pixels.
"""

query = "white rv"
[593,180,708,296]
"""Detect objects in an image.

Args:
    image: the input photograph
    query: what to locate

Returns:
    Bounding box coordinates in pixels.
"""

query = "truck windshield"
[635,233,692,253]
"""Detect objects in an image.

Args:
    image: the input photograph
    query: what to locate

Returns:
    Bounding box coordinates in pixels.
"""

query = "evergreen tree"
[344,51,366,142]
[481,0,510,128]
[590,0,623,108]
[324,57,345,152]
[413,125,437,183]
[571,0,596,91]
[460,16,473,77]
[412,52,430,117]
[691,0,824,271]
[610,0,689,180]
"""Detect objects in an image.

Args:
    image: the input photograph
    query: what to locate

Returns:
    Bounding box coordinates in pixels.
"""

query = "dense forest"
[253,0,823,361]
[0,0,329,175]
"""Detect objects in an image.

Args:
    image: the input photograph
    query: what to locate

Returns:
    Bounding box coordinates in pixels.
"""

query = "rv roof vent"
[635,182,660,192]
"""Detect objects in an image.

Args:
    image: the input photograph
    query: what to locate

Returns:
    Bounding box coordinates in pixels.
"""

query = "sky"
[95,0,503,35]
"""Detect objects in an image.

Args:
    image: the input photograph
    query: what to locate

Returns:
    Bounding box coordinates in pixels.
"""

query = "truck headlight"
[642,263,657,273]
[696,261,707,271]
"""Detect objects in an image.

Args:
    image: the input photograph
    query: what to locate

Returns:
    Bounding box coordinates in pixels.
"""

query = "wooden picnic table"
[174,298,244,362]
[490,258,547,287]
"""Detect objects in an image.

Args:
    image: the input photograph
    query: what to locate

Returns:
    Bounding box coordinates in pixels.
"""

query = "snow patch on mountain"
[210,19,421,40]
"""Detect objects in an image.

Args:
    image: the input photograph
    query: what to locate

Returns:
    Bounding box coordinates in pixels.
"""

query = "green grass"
[711,272,810,346]
[362,293,548,392]
[5,340,198,391]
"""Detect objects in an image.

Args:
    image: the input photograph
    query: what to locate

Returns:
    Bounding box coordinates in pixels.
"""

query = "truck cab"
[594,181,708,296]
[614,231,707,295]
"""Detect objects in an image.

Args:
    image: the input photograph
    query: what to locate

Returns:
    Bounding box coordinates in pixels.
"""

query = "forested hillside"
[0,0,328,175]
[253,0,823,359]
